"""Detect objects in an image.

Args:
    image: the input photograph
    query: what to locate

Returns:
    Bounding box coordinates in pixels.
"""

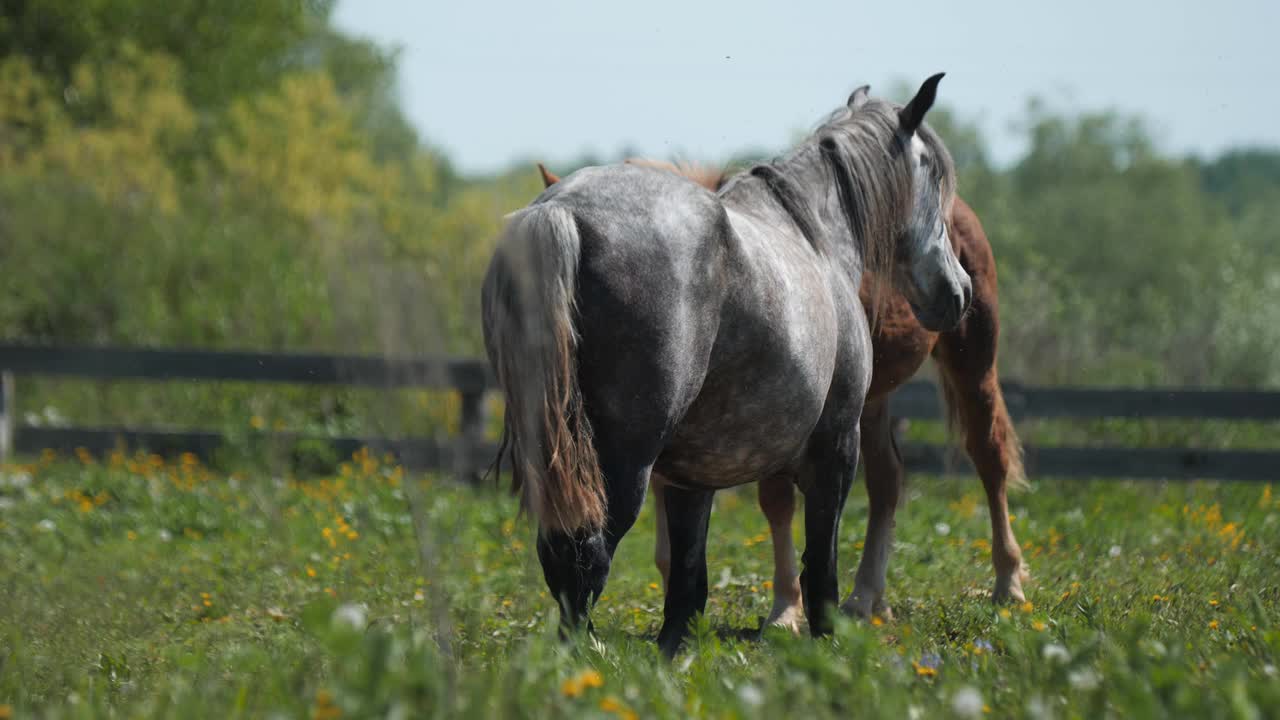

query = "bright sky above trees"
[334,0,1280,174]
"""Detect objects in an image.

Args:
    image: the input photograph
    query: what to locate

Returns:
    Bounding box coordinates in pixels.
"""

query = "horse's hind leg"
[652,478,671,589]
[801,428,859,636]
[758,474,803,633]
[841,397,901,620]
[657,484,715,658]
[934,316,1028,603]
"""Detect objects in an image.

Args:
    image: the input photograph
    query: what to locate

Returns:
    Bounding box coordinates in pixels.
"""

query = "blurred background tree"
[1,0,1278,438]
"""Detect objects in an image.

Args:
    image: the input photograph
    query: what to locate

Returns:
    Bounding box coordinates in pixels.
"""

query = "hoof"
[992,567,1030,604]
[840,595,893,623]
[763,602,805,635]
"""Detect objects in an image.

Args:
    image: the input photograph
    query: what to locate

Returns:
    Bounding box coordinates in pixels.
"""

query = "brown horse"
[538,159,1027,630]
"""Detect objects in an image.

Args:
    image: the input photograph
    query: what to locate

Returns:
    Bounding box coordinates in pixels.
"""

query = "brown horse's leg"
[758,474,804,633]
[652,477,671,590]
[841,397,900,620]
[935,333,1028,604]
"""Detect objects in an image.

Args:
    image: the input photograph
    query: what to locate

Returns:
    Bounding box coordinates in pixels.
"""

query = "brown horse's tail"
[938,372,1028,491]
[481,203,605,533]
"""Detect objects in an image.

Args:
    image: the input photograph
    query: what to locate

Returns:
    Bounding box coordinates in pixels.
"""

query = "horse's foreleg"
[758,474,803,633]
[801,429,858,637]
[842,398,901,620]
[656,484,715,658]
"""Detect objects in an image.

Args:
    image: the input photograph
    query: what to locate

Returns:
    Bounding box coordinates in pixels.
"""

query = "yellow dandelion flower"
[648,582,659,591]
[306,566,317,578]
[0,703,12,719]
[1020,601,1034,614]
[127,530,138,541]
[580,669,604,688]
[871,616,884,627]
[763,580,774,590]
[1209,620,1219,629]
[313,688,341,720]
[250,415,265,430]
[346,531,358,541]
[1152,594,1163,603]
[750,585,759,593]
[912,662,938,677]
[999,608,1012,619]
[599,696,638,720]
[1032,620,1047,631]
[1209,599,1219,607]
[562,680,583,697]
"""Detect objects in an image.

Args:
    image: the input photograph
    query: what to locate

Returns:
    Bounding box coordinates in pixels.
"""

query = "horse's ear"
[899,72,945,133]
[537,163,560,187]
[846,85,871,110]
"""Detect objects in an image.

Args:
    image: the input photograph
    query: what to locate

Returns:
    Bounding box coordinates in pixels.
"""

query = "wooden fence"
[2,343,1278,482]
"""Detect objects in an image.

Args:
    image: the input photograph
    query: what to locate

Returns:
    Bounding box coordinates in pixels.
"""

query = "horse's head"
[847,73,971,331]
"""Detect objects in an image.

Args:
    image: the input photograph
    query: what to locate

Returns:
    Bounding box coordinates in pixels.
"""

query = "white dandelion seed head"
[1068,668,1101,691]
[950,686,983,718]
[1026,694,1054,720]
[1042,643,1071,664]
[332,603,367,631]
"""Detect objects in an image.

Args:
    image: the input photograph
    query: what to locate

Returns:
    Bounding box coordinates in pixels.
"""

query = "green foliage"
[2,1,1280,446]
[0,456,1276,717]
[0,0,331,110]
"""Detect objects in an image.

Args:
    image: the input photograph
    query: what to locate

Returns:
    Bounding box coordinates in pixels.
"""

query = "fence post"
[0,371,13,464]
[458,390,488,483]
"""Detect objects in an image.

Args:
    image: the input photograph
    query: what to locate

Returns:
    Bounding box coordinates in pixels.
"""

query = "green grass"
[0,450,1277,719]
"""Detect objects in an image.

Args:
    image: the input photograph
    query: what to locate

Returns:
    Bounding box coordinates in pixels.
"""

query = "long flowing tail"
[938,371,1028,491]
[481,203,605,532]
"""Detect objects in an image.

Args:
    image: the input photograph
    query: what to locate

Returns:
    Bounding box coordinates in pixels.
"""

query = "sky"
[333,0,1280,175]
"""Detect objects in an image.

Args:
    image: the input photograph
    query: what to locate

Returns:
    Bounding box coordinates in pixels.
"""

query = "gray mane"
[721,97,958,312]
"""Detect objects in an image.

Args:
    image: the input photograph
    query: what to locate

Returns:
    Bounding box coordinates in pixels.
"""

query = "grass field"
[1,449,1277,719]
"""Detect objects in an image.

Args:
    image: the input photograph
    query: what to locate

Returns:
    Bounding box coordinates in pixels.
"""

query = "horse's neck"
[721,150,866,279]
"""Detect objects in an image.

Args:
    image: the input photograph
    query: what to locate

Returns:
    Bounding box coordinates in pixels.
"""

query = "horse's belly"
[654,323,838,489]
[655,407,820,490]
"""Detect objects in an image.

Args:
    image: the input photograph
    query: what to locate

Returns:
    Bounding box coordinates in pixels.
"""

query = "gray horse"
[482,74,968,657]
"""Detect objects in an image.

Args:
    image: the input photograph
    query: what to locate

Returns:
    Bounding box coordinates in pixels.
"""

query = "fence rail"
[2,344,1278,482]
